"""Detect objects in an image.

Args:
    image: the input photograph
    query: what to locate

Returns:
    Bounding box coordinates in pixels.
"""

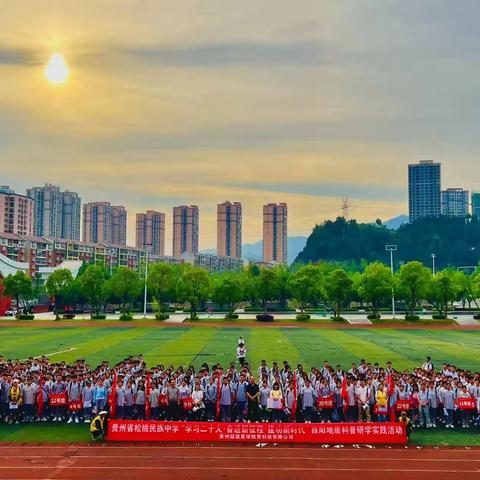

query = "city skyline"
[2,2,480,252]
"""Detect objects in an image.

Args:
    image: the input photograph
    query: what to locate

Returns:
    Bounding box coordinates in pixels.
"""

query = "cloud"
[0,46,39,66]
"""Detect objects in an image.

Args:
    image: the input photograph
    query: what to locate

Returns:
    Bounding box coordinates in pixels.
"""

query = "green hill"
[294,216,480,269]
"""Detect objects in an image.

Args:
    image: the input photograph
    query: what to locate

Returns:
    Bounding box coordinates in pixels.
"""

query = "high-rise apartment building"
[172,205,199,257]
[408,160,441,222]
[472,192,480,220]
[61,191,81,240]
[27,184,63,237]
[83,202,127,244]
[136,210,165,255]
[111,206,127,245]
[441,188,469,218]
[0,186,34,236]
[217,201,242,258]
[26,184,81,240]
[263,203,287,264]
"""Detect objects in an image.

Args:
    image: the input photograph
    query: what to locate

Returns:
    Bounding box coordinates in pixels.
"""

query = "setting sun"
[44,53,69,85]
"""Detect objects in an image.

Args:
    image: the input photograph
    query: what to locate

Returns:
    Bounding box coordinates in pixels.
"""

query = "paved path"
[452,316,479,326]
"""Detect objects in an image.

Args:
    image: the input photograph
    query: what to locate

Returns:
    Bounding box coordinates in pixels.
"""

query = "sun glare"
[44,53,69,85]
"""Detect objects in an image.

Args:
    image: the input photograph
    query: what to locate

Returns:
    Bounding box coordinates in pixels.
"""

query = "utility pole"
[143,249,149,318]
[431,253,436,275]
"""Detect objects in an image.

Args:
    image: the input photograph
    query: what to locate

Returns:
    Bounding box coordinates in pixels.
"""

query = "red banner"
[316,395,334,409]
[49,393,67,406]
[457,397,476,410]
[108,421,406,444]
[395,400,411,412]
[68,400,83,412]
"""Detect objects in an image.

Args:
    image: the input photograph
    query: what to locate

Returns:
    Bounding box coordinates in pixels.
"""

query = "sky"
[1,0,479,253]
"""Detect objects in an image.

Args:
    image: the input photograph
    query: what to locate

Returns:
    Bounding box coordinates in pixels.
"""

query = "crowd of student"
[1,345,479,430]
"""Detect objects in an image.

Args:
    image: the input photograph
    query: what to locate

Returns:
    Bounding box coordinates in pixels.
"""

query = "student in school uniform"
[178,378,191,421]
[375,382,388,422]
[300,379,316,423]
[441,383,456,428]
[21,377,37,423]
[114,379,126,420]
[259,380,271,423]
[220,377,233,422]
[418,384,431,428]
[427,381,438,427]
[82,380,94,423]
[204,376,217,421]
[134,382,146,420]
[457,385,472,428]
[124,380,135,420]
[149,382,160,420]
[235,373,248,422]
[92,379,107,417]
[66,376,82,424]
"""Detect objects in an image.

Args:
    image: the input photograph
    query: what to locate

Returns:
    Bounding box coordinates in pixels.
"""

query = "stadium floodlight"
[385,244,398,318]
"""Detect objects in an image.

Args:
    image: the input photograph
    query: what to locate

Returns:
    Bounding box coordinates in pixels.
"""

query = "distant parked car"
[5,310,16,317]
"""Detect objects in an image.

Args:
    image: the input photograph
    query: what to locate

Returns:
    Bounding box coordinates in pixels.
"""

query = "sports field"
[2,325,480,372]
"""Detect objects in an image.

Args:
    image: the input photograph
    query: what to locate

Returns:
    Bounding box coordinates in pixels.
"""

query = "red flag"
[215,370,222,421]
[341,376,349,413]
[109,370,117,419]
[291,372,298,422]
[37,373,44,418]
[387,374,395,397]
[145,372,151,419]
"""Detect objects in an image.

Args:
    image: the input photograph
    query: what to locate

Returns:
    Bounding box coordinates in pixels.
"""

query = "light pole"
[431,253,436,275]
[143,249,149,318]
[386,244,397,318]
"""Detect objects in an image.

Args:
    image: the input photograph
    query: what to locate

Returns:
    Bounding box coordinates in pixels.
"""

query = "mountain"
[384,215,409,230]
[201,236,308,265]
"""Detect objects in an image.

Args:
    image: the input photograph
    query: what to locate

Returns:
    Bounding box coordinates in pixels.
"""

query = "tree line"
[2,259,480,321]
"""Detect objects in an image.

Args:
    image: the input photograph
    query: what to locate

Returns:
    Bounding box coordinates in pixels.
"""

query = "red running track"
[0,443,479,480]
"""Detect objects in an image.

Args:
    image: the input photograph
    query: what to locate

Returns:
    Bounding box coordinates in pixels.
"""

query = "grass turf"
[2,325,480,445]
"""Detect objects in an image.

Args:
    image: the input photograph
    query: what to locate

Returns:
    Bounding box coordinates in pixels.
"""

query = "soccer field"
[2,326,480,372]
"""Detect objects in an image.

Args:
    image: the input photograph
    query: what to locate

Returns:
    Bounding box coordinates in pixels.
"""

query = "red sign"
[457,397,476,410]
[181,397,193,411]
[158,394,169,407]
[68,400,83,412]
[49,393,67,406]
[395,400,411,412]
[108,421,406,444]
[316,395,334,409]
[373,404,388,415]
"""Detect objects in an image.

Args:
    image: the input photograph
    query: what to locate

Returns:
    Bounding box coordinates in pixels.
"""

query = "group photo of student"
[1,339,480,431]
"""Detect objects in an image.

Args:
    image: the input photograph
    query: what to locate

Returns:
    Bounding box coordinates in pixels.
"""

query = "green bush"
[224,313,239,320]
[432,314,448,320]
[256,314,274,322]
[474,314,480,320]
[186,314,199,321]
[91,314,107,320]
[296,313,310,321]
[17,314,35,320]
[119,313,133,321]
[62,313,75,319]
[331,316,347,322]
[405,314,420,321]
[367,313,381,320]
[155,312,170,321]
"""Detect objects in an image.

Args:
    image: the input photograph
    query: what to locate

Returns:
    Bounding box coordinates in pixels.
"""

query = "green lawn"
[2,326,480,371]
